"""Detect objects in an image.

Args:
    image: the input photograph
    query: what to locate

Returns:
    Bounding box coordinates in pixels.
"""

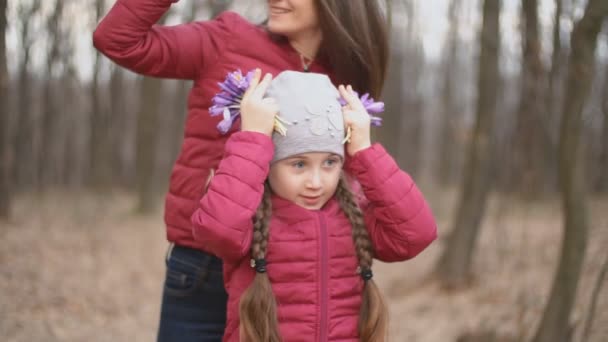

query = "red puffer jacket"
[191,131,437,341]
[93,0,332,250]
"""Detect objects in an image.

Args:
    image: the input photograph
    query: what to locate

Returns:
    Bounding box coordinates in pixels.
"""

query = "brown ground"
[1,189,607,342]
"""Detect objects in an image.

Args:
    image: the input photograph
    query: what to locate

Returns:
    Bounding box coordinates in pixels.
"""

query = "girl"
[93,2,390,339]
[191,70,437,341]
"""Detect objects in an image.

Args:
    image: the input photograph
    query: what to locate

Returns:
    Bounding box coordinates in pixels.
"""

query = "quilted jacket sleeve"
[345,143,437,262]
[93,0,239,79]
[191,131,274,262]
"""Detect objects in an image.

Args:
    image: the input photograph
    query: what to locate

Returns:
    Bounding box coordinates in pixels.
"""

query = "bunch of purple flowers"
[339,92,384,127]
[209,69,255,134]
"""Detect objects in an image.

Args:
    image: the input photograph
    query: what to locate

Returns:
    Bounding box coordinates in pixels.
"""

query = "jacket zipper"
[318,212,329,341]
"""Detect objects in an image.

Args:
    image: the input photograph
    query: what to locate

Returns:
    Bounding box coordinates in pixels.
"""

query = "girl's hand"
[240,69,278,136]
[339,85,371,156]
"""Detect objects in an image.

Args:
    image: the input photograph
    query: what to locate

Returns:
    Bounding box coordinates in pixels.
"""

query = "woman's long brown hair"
[264,1,390,98]
[316,0,390,98]
[239,176,388,341]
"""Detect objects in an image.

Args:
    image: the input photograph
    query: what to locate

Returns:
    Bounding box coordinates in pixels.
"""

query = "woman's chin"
[267,20,295,36]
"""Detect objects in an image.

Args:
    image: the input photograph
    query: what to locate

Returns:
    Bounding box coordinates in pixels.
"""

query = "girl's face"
[267,0,320,38]
[268,152,342,210]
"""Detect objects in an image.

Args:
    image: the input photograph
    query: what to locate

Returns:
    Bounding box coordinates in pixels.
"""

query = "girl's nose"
[306,170,322,189]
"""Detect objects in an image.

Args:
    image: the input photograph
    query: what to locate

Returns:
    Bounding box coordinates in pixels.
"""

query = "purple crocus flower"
[339,91,385,127]
[209,69,255,134]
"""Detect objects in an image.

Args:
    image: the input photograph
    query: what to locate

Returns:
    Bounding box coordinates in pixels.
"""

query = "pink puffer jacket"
[191,131,437,341]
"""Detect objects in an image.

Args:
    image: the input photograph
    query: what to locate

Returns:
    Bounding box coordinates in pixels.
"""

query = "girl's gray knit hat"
[265,71,345,163]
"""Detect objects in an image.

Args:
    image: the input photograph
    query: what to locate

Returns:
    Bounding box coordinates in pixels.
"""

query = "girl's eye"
[293,161,305,168]
[324,159,339,167]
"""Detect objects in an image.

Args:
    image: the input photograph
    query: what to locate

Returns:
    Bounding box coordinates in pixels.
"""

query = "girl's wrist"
[347,141,372,156]
[240,127,272,137]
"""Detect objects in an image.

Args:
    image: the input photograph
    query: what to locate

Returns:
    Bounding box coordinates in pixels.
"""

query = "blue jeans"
[156,244,228,342]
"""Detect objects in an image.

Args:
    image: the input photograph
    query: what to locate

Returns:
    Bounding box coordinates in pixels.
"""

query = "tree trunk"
[15,52,31,188]
[39,0,63,188]
[394,6,424,178]
[543,0,565,193]
[13,1,40,190]
[0,0,10,218]
[90,0,112,188]
[378,6,423,177]
[136,76,162,213]
[548,0,564,133]
[109,65,130,187]
[531,0,608,340]
[377,40,405,164]
[438,0,462,186]
[596,63,608,192]
[380,3,416,173]
[61,68,81,187]
[513,0,546,195]
[436,0,500,289]
[580,252,608,342]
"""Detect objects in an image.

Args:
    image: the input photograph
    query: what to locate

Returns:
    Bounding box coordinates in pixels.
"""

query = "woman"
[93,1,390,341]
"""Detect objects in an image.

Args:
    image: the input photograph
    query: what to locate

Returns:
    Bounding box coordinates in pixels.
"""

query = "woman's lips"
[270,7,291,15]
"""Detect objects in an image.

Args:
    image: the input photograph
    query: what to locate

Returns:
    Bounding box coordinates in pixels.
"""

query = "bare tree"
[581,252,608,342]
[548,0,565,129]
[0,0,10,218]
[377,35,405,165]
[90,0,112,188]
[543,0,566,192]
[395,42,424,177]
[531,0,608,340]
[597,59,608,191]
[379,3,424,177]
[109,65,129,186]
[512,0,546,195]
[436,0,501,288]
[39,0,64,187]
[13,0,41,189]
[135,76,162,213]
[437,0,462,186]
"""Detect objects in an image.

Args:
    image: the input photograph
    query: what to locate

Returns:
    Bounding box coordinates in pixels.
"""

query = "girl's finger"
[244,69,262,97]
[339,84,363,111]
[338,85,354,104]
[338,84,350,98]
[252,73,273,98]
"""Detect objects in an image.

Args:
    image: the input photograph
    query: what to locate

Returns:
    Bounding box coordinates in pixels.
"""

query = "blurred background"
[0,0,607,341]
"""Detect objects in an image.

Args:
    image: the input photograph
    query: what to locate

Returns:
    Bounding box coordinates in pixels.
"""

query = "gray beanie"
[265,71,345,163]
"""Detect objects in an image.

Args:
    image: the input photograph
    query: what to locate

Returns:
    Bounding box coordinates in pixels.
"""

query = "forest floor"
[1,188,607,342]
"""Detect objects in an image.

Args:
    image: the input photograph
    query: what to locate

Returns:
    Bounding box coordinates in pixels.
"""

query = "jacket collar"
[270,194,342,221]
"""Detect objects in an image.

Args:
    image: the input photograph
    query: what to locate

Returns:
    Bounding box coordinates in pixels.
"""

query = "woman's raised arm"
[93,0,238,79]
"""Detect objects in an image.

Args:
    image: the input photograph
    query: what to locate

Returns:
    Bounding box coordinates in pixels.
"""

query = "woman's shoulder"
[211,11,266,37]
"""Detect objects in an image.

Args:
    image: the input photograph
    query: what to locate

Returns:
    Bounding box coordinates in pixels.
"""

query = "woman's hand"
[339,85,371,156]
[240,69,278,136]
